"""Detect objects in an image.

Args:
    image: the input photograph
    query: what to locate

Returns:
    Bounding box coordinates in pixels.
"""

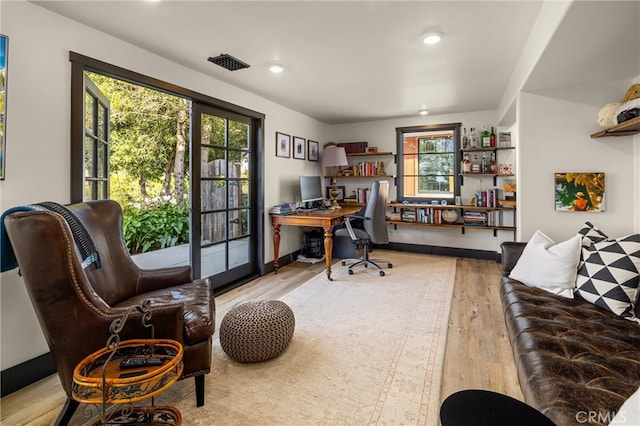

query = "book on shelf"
[356,187,370,204]
[474,188,500,207]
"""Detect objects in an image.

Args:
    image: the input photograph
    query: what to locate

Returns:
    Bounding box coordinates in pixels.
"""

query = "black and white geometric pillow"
[577,221,608,247]
[575,233,640,323]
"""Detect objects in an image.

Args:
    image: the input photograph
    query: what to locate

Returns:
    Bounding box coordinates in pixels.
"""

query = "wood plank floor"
[0,254,522,425]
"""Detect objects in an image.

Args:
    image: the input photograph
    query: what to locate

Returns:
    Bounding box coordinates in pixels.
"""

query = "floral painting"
[555,172,605,212]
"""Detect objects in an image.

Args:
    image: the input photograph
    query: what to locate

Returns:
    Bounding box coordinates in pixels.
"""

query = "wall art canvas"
[0,35,7,179]
[555,172,605,212]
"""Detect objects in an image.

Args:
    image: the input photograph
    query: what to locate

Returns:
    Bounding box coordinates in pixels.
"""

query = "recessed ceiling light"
[269,64,286,74]
[422,30,443,45]
[419,109,429,116]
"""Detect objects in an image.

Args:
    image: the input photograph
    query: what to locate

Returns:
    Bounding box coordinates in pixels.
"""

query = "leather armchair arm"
[135,265,193,295]
[111,303,185,344]
[500,242,527,277]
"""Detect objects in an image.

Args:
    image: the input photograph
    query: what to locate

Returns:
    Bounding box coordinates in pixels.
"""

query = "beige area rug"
[158,251,457,425]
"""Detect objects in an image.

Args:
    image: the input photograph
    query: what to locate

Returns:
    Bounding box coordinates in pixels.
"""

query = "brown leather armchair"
[4,200,215,425]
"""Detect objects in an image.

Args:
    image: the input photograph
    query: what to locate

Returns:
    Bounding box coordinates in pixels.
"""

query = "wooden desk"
[271,205,361,280]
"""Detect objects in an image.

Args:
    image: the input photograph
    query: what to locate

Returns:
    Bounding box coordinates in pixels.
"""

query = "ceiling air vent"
[207,54,250,71]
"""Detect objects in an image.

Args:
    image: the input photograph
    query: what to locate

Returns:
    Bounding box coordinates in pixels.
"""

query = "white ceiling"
[32,1,639,124]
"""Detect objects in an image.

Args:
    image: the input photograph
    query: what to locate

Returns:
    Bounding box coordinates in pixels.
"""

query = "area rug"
[157,250,457,425]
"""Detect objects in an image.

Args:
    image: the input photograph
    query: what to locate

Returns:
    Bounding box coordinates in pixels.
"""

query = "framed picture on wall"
[554,172,605,212]
[276,132,291,158]
[0,34,8,180]
[308,140,319,161]
[293,136,306,160]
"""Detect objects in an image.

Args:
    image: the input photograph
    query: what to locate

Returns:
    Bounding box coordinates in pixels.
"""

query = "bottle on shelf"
[481,152,487,173]
[462,153,471,174]
[490,126,496,148]
[462,128,469,149]
[481,125,490,148]
[489,152,498,174]
[471,154,481,174]
[469,127,478,148]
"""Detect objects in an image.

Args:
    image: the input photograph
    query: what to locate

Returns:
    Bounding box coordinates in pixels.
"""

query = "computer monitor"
[299,176,324,208]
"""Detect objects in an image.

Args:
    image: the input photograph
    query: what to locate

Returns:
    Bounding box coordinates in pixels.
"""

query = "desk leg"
[323,226,334,281]
[273,224,281,273]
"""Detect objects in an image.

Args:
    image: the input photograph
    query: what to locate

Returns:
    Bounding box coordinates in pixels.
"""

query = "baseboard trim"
[1,352,56,397]
[384,242,501,262]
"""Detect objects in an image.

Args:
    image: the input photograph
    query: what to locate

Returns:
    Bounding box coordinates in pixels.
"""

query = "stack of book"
[269,204,293,215]
[463,211,488,226]
[402,210,416,222]
[388,211,402,221]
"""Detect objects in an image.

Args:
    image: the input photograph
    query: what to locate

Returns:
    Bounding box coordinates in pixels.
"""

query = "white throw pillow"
[609,386,640,426]
[509,230,582,298]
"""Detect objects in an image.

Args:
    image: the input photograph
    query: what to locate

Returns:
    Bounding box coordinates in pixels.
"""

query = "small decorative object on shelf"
[499,164,513,175]
[441,209,459,223]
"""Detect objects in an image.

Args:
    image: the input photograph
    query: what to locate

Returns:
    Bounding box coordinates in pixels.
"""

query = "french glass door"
[191,103,261,292]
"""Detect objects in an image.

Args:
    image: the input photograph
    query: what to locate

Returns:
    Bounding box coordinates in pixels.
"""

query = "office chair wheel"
[388,263,393,268]
[348,270,354,275]
[379,271,385,276]
[342,261,346,266]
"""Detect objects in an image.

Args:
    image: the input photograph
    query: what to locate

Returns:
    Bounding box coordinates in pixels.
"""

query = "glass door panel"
[192,104,258,291]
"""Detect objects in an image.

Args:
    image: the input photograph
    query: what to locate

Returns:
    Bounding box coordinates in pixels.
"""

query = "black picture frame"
[276,132,291,158]
[308,140,319,161]
[293,136,306,160]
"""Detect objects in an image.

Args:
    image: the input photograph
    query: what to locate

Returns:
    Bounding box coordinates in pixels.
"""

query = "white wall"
[517,91,637,242]
[0,1,329,370]
[330,110,515,252]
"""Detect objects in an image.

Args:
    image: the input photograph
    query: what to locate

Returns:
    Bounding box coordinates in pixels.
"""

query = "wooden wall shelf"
[346,151,394,157]
[591,116,640,138]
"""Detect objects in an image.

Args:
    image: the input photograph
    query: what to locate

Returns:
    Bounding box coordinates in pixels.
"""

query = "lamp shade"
[322,145,349,168]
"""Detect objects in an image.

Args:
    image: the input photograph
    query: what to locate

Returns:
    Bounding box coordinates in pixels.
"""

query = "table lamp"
[322,143,349,209]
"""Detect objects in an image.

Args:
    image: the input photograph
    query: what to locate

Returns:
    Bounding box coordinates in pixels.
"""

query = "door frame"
[70,52,266,290]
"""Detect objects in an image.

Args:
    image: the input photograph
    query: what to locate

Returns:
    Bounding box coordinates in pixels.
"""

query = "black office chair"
[335,180,392,276]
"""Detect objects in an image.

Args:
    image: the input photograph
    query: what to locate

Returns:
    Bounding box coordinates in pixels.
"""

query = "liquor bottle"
[489,152,498,174]
[471,154,480,174]
[481,125,490,148]
[462,153,471,174]
[490,126,496,148]
[469,127,478,148]
[462,128,469,149]
[481,152,487,173]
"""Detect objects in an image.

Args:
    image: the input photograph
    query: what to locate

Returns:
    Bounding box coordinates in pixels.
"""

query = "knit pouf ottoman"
[220,300,295,363]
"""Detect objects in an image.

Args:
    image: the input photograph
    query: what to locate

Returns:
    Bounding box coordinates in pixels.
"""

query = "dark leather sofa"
[500,242,640,426]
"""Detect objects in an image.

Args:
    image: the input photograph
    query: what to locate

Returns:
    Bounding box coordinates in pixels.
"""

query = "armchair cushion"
[116,278,214,345]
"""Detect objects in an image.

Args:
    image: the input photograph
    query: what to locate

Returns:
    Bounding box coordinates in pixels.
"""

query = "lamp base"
[330,188,342,209]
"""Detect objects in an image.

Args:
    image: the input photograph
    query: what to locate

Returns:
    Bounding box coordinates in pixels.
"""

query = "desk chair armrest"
[343,214,366,241]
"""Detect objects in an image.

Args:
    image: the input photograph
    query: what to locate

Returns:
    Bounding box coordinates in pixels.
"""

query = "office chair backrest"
[363,180,389,245]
